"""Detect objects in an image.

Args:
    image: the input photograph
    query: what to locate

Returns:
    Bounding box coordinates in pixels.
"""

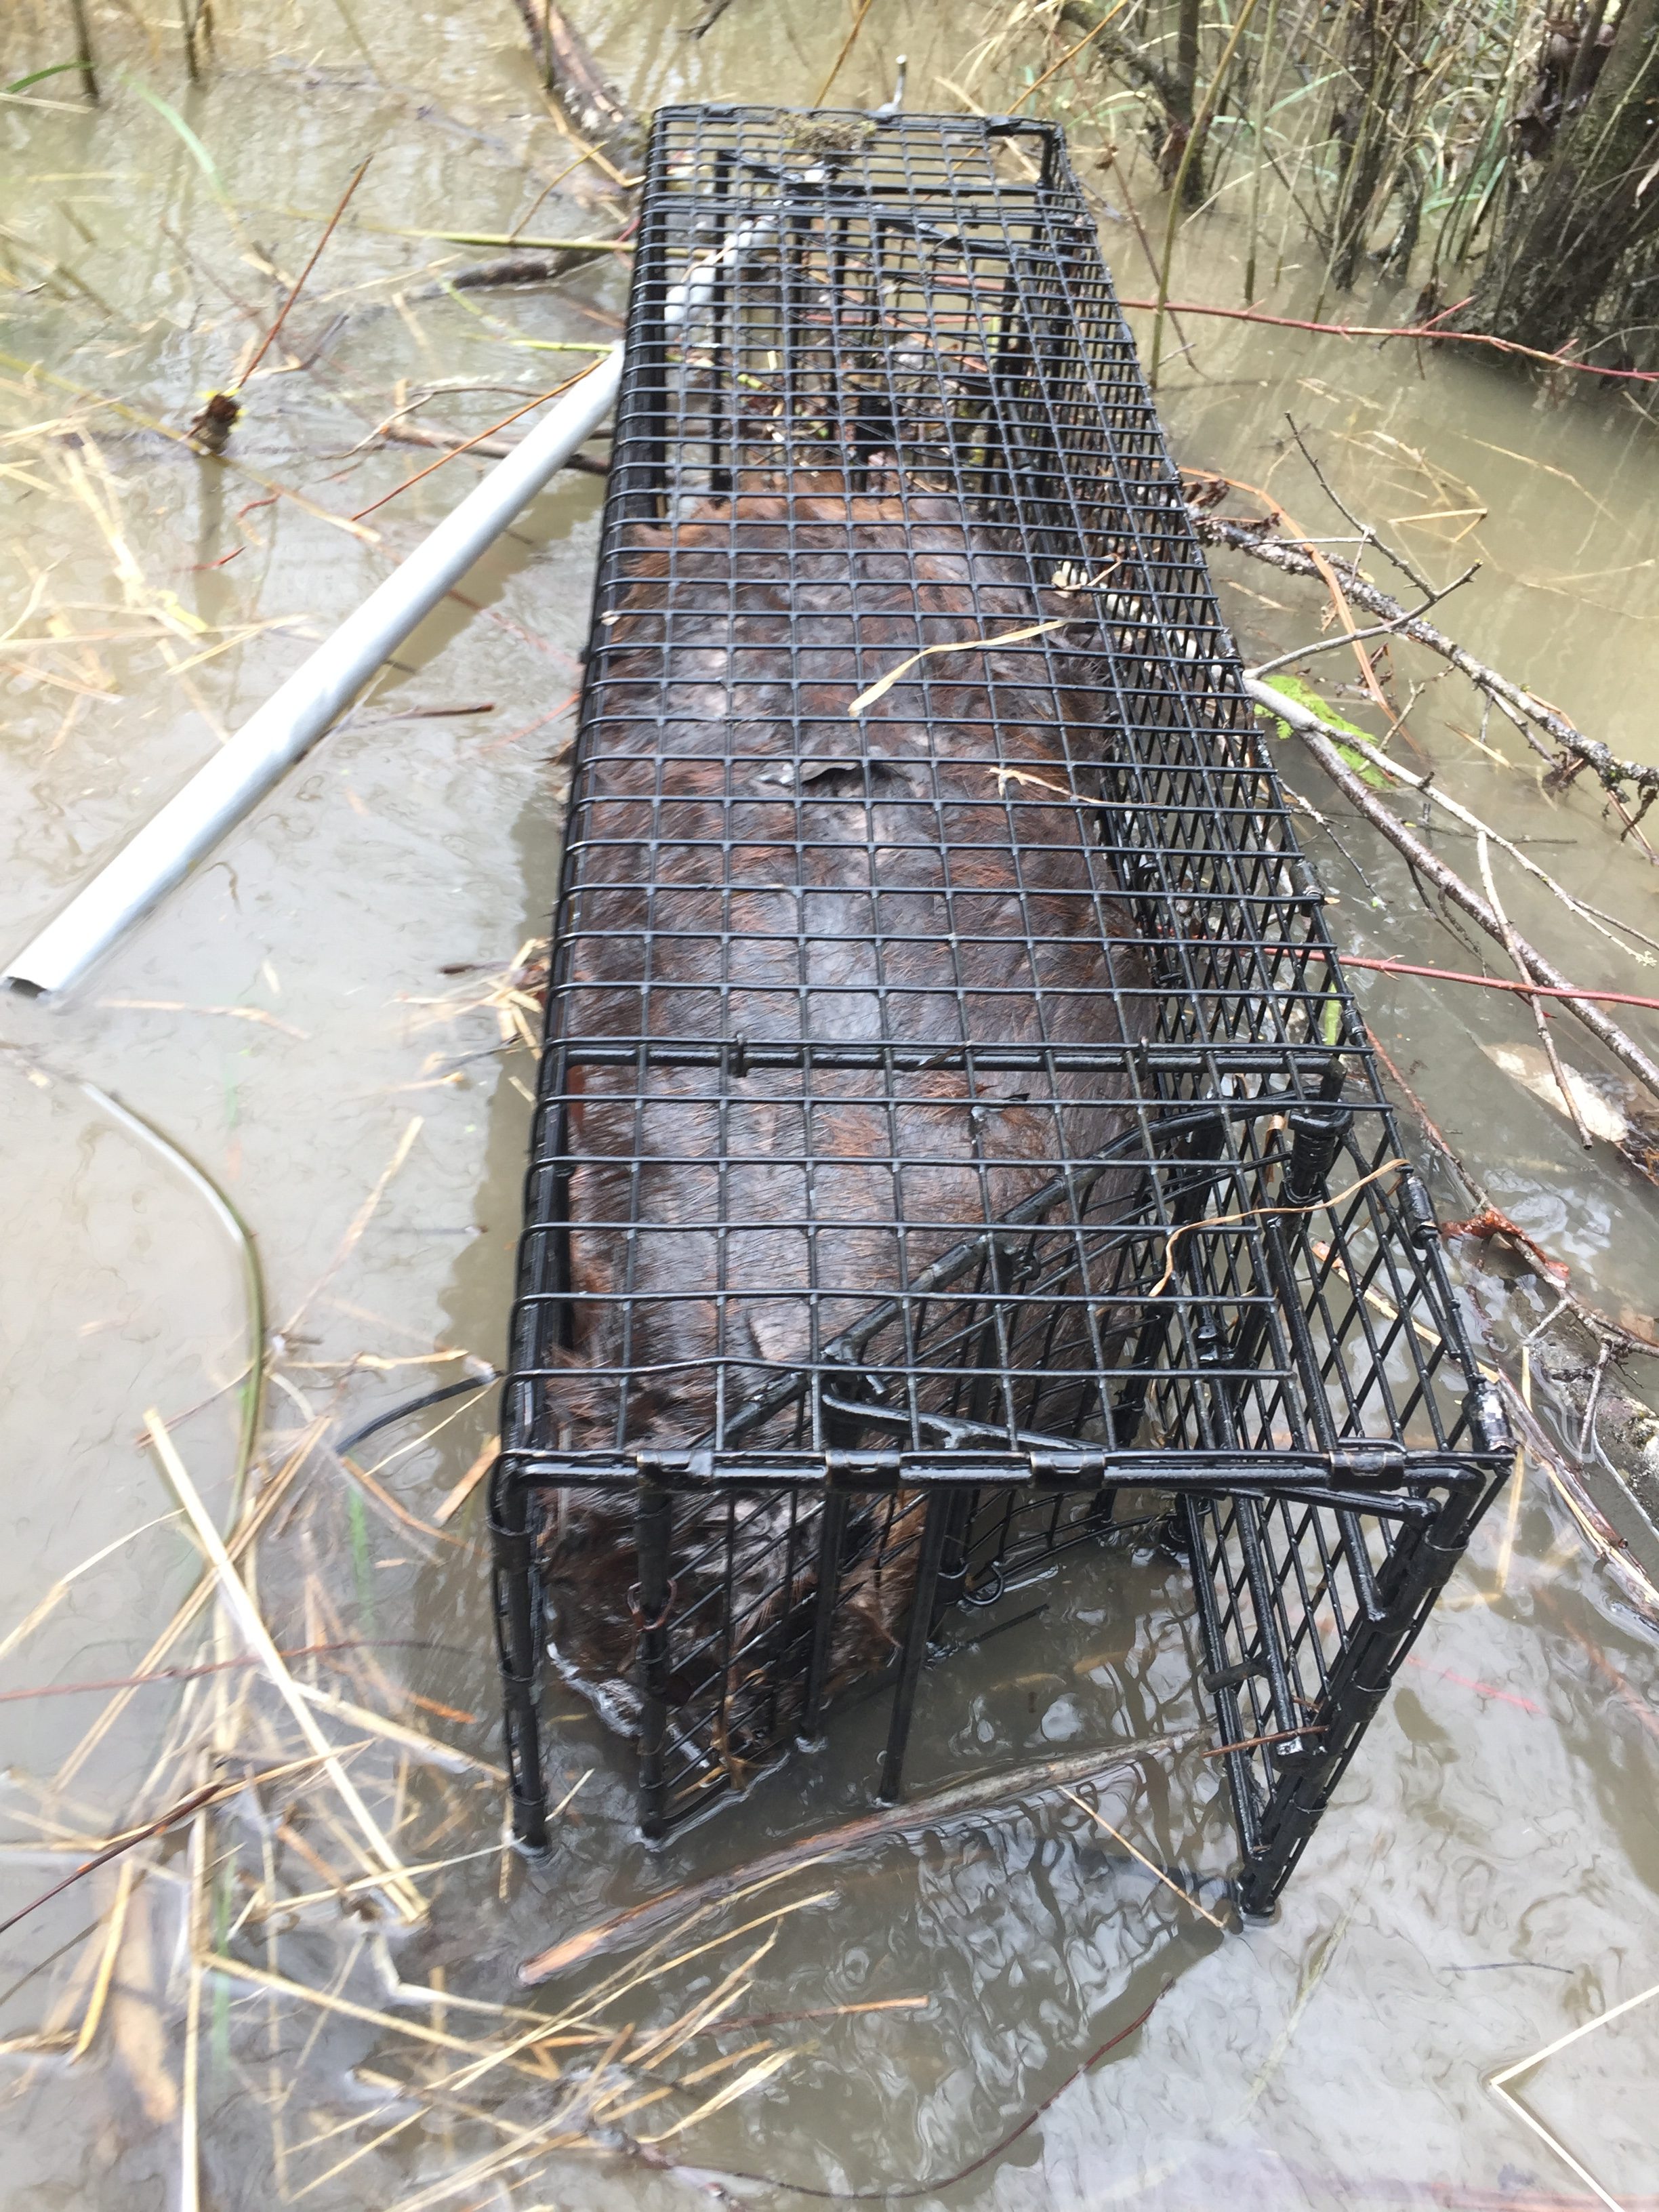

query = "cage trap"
[491,104,1510,1917]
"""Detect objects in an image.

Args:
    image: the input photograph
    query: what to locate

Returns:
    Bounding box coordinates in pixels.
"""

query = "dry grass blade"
[291,1680,504,1779]
[844,619,1066,721]
[0,1511,181,1664]
[434,1434,498,1525]
[846,576,1116,718]
[1486,1978,1659,2211]
[1145,1158,1408,1301]
[1015,0,1134,108]
[815,0,878,105]
[281,1118,423,1334]
[633,1933,777,2069]
[98,998,310,1038]
[181,1805,205,2212]
[637,2047,792,2144]
[54,1418,325,1792]
[111,1876,178,2123]
[144,1410,426,1923]
[259,1842,533,1922]
[335,1449,461,1548]
[1059,1790,1229,1930]
[70,1860,137,2060]
[200,1952,501,2058]
[550,1891,838,2031]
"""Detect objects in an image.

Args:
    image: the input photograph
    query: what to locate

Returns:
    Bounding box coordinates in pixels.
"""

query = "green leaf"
[5,60,91,94]
[1254,671,1393,788]
[121,74,234,209]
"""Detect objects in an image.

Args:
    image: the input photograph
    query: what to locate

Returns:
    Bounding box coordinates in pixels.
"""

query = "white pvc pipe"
[5,346,624,998]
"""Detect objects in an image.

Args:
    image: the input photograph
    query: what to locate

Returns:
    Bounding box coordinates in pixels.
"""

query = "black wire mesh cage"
[492,103,1512,1917]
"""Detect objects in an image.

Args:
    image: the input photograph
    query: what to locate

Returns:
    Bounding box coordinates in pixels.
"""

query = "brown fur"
[535,487,1148,1757]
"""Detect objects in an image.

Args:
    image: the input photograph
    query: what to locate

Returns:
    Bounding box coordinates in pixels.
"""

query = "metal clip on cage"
[491,105,1511,1919]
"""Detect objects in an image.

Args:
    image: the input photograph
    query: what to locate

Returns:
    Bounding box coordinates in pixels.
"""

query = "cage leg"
[491,1461,549,1853]
[634,1479,674,1843]
[798,1487,850,1748]
[877,1492,951,1804]
[1181,1494,1278,1918]
[1085,1483,1119,1532]
[933,1484,977,1622]
[1235,1478,1498,1917]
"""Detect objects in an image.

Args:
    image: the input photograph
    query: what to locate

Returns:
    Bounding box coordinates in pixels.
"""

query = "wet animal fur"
[534,485,1149,1764]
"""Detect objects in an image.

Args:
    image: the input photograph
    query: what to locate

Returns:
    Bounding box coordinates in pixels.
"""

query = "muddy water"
[2,3,1657,2206]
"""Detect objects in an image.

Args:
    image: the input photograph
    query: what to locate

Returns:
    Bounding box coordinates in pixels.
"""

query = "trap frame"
[492,104,1511,1917]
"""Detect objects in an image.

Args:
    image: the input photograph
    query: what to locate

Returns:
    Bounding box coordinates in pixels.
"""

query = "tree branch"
[1059,0,1186,111]
[1200,510,1659,797]
[1248,562,1479,680]
[1248,674,1659,1108]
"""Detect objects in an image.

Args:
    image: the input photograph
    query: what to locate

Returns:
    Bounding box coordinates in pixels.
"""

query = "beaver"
[531,477,1150,1778]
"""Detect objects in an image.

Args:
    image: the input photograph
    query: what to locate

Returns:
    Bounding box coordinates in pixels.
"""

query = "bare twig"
[234,159,371,393]
[1014,0,1134,110]
[1248,561,1479,680]
[67,0,100,100]
[1128,293,1659,388]
[1266,693,1650,966]
[816,0,878,105]
[1577,1343,1613,1461]
[1282,414,1441,600]
[352,377,590,518]
[1185,468,1412,742]
[1366,1036,1657,1366]
[1340,957,1659,1012]
[1198,509,1659,798]
[1475,829,1593,1149]
[508,0,638,168]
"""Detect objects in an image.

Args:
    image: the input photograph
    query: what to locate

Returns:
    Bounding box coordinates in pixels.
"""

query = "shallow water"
[2,3,1657,2207]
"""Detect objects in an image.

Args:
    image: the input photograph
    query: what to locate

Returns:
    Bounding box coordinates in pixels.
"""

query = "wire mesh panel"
[493,104,1511,1915]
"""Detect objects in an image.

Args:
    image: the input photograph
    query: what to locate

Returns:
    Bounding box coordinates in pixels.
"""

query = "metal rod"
[3,348,624,999]
[634,1479,676,1842]
[490,1460,550,1851]
[877,1492,951,1803]
[798,1488,850,1746]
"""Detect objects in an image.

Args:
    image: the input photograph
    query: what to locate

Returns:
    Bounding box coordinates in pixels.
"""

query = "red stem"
[1115,296,1659,386]
[1342,955,1659,1011]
